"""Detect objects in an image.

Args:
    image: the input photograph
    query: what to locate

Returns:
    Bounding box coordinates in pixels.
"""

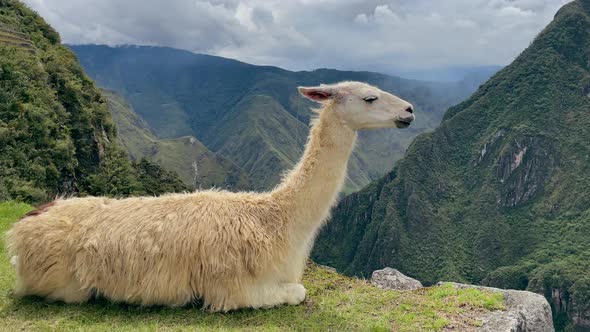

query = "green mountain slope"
[103,89,250,190]
[0,0,186,203]
[70,45,488,192]
[313,1,590,329]
[207,95,307,190]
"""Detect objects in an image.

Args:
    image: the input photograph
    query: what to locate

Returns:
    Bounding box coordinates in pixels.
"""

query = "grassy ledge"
[0,201,503,331]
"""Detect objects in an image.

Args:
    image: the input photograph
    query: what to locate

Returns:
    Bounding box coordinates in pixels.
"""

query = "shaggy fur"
[6,81,413,311]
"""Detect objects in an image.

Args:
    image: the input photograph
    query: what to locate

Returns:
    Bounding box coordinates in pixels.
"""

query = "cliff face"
[313,1,590,329]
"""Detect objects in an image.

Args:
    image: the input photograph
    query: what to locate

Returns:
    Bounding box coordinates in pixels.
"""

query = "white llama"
[6,81,414,311]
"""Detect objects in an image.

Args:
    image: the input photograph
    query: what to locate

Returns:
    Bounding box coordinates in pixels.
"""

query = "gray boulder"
[439,282,554,332]
[370,267,423,291]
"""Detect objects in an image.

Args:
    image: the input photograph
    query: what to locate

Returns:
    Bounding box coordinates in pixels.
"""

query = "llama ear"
[298,86,336,102]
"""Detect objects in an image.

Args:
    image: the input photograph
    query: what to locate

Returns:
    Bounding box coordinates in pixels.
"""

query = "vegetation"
[0,202,505,331]
[313,1,590,330]
[0,0,187,203]
[70,44,492,192]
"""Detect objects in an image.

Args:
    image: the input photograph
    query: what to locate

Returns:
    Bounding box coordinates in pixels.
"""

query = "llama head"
[298,81,415,130]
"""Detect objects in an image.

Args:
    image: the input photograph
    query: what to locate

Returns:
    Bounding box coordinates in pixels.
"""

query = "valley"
[104,89,251,190]
[70,44,493,192]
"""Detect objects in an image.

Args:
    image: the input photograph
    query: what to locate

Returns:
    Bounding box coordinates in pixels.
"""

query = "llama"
[6,81,414,311]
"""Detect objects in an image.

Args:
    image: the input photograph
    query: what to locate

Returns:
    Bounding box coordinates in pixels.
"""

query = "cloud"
[22,0,572,72]
[354,13,369,25]
[373,5,401,25]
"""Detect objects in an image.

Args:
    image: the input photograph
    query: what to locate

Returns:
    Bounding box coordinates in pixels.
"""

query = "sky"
[23,0,572,74]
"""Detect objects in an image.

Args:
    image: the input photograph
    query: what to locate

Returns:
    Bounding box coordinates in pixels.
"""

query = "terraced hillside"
[0,23,33,52]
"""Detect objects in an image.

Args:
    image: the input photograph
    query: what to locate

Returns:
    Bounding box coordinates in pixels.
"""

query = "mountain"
[313,1,590,330]
[69,45,485,192]
[205,94,308,189]
[0,0,187,203]
[103,89,250,190]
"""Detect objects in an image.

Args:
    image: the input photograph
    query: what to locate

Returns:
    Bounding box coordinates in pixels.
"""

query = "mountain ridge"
[70,44,488,192]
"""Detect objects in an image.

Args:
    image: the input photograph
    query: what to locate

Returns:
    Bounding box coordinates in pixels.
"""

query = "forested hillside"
[313,1,590,330]
[70,45,492,192]
[0,0,187,203]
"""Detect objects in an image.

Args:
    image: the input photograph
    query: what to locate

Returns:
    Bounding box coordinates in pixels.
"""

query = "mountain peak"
[555,0,590,19]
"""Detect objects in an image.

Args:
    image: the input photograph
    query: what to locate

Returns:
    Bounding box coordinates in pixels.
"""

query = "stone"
[438,282,554,332]
[370,267,423,291]
[317,264,337,273]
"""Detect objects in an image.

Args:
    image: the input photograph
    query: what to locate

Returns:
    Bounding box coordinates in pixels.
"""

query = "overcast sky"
[23,0,572,73]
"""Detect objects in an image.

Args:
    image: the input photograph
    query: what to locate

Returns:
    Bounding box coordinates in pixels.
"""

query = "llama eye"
[363,95,378,103]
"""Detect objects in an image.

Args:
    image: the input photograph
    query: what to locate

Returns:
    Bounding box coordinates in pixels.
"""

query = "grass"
[0,201,504,331]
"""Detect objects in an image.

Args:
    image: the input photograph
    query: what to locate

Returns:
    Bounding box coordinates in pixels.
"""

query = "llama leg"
[281,283,307,305]
[12,252,90,304]
[14,271,91,304]
[46,279,91,304]
[244,282,307,308]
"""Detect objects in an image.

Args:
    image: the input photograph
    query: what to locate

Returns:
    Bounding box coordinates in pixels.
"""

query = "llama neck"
[273,104,357,230]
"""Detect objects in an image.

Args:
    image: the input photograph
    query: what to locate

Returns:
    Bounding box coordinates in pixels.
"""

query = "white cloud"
[22,0,573,72]
[499,6,535,17]
[373,5,401,25]
[354,13,369,25]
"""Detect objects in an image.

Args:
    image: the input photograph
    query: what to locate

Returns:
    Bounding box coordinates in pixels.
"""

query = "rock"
[573,306,590,328]
[495,136,558,208]
[317,264,337,273]
[438,282,554,332]
[370,267,423,291]
[548,286,590,329]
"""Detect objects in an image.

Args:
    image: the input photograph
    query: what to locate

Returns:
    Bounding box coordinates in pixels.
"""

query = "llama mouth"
[394,120,412,128]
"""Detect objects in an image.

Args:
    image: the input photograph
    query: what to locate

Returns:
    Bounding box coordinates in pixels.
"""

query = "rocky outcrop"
[370,268,423,291]
[439,282,554,332]
[547,286,590,329]
[478,129,506,163]
[574,306,590,328]
[371,267,554,331]
[495,136,558,208]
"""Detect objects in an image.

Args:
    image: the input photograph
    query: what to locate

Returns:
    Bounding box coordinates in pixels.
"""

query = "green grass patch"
[0,202,503,331]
